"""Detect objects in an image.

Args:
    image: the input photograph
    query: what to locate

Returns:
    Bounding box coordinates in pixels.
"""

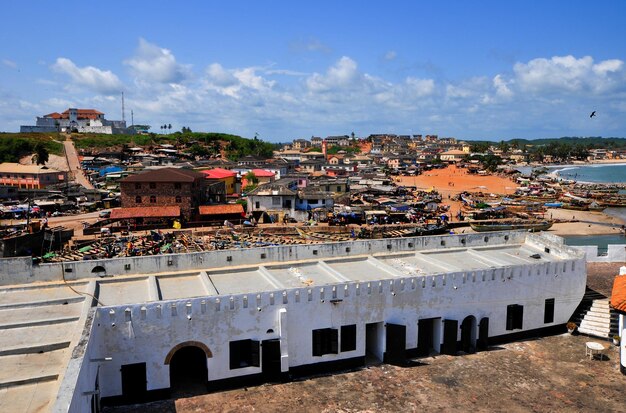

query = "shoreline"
[397,164,625,237]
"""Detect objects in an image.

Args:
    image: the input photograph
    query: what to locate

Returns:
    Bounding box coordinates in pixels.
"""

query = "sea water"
[538,164,626,248]
[552,163,626,228]
[564,234,626,254]
[551,163,626,184]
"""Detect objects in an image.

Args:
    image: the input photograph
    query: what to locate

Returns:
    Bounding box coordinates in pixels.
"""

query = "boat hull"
[470,220,553,232]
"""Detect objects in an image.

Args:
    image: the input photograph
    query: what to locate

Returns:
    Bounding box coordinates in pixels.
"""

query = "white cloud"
[11,50,623,140]
[290,38,332,54]
[204,64,276,99]
[513,55,625,94]
[405,77,435,97]
[51,58,123,94]
[124,38,190,84]
[493,74,513,98]
[2,59,17,69]
[206,63,238,87]
[306,56,360,92]
[384,51,397,61]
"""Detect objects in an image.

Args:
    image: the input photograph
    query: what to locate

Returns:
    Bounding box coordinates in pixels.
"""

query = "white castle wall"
[47,231,588,410]
[573,244,626,262]
[3,231,528,286]
[88,254,585,398]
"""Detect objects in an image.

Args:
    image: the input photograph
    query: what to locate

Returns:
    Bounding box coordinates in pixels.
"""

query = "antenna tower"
[121,92,125,122]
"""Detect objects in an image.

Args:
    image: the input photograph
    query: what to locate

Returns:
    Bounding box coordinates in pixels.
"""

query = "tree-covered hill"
[0,133,63,163]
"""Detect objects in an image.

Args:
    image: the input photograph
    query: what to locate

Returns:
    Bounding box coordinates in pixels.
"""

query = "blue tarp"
[99,165,124,177]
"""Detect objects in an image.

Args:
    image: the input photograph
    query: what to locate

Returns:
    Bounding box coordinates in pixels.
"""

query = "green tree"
[470,142,490,153]
[31,143,49,166]
[245,171,259,185]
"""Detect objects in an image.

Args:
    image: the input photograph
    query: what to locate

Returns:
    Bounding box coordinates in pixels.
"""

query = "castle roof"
[44,109,104,120]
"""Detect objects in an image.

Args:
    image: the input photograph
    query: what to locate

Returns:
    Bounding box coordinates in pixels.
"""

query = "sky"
[1,1,625,142]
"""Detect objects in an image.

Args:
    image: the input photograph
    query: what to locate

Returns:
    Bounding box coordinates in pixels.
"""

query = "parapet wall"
[1,231,528,286]
[573,244,626,262]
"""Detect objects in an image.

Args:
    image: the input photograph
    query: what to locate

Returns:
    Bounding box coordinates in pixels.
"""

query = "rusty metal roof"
[198,204,244,215]
[110,206,180,219]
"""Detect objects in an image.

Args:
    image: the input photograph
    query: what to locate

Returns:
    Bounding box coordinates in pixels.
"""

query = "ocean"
[551,163,626,184]
[550,163,626,223]
[564,234,626,254]
[548,163,626,248]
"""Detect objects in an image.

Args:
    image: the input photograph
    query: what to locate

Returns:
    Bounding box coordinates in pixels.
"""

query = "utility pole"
[131,110,134,127]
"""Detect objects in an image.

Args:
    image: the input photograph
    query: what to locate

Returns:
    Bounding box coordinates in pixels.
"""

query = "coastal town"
[1,110,626,413]
[3,3,626,412]
[1,109,626,262]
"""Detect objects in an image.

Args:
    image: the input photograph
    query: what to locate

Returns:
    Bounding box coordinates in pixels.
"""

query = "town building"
[20,108,133,135]
[119,168,208,220]
[439,150,466,162]
[0,231,586,411]
[292,139,312,150]
[0,163,67,188]
[201,168,238,195]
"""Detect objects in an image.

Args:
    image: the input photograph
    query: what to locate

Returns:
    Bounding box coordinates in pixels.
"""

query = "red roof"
[110,206,180,219]
[198,204,244,215]
[610,272,626,313]
[201,168,236,179]
[44,109,104,120]
[251,169,275,178]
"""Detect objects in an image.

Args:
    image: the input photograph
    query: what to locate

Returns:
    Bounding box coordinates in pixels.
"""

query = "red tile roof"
[44,109,104,120]
[110,206,180,219]
[251,169,275,177]
[198,204,244,215]
[201,168,236,179]
[610,272,626,313]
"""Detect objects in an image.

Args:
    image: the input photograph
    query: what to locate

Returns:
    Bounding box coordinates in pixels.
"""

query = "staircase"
[570,288,619,339]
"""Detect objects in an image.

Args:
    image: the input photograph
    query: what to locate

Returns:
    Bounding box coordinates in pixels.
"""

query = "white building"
[20,108,133,135]
[0,231,586,411]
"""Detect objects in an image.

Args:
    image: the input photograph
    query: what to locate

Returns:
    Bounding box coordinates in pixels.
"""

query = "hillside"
[0,133,64,163]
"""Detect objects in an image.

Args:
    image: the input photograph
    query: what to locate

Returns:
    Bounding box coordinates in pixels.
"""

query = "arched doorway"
[91,266,106,276]
[166,343,210,397]
[460,316,477,354]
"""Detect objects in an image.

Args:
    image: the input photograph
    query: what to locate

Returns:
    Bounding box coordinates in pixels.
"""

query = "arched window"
[135,196,142,203]
[150,195,156,203]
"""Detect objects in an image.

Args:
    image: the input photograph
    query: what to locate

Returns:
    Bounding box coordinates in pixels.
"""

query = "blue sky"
[1,1,625,142]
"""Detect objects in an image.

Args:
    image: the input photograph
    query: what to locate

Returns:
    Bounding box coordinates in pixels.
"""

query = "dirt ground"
[103,265,626,413]
[105,333,625,413]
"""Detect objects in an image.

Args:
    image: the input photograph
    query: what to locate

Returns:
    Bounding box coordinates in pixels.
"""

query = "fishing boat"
[469,219,553,232]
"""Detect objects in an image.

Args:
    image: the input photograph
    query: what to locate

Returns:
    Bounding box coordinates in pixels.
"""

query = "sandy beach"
[396,164,625,235]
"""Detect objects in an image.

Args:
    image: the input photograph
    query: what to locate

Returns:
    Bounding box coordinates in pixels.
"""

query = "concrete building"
[20,108,133,135]
[0,231,587,412]
[0,163,67,188]
[439,150,466,162]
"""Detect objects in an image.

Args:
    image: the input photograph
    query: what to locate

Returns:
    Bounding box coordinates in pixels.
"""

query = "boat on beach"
[469,219,553,232]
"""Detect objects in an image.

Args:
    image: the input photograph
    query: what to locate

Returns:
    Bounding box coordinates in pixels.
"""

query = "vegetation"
[71,131,278,159]
[31,143,49,165]
[466,154,504,172]
[0,133,63,163]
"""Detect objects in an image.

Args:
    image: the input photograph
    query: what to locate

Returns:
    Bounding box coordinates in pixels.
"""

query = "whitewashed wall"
[91,254,586,398]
